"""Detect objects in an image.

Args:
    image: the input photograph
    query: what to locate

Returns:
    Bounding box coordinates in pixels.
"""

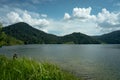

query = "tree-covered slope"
[0,32,23,46]
[0,33,23,46]
[3,22,59,44]
[61,32,101,44]
[3,22,101,44]
[0,24,23,46]
[94,30,120,44]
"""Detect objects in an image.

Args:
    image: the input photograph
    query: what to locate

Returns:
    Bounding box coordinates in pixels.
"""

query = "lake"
[0,44,120,80]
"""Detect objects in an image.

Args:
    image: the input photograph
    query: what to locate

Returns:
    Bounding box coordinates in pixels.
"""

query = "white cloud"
[64,7,120,27]
[72,7,96,21]
[73,7,91,18]
[64,13,71,20]
[1,9,49,28]
[14,8,41,18]
[22,11,49,27]
[64,7,96,22]
[43,19,101,36]
[96,8,120,28]
[7,11,23,23]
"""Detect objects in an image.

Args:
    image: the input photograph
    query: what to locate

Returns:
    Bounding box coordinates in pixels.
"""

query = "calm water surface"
[0,44,120,80]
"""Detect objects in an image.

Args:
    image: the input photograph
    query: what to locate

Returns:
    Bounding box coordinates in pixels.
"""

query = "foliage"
[0,23,23,46]
[3,22,59,44]
[94,30,120,44]
[0,55,80,80]
[3,22,101,44]
[60,32,101,44]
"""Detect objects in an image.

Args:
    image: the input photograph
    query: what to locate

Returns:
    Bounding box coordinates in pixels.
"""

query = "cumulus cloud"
[96,8,120,28]
[73,7,96,21]
[22,11,49,27]
[7,11,22,23]
[64,7,120,27]
[1,9,49,28]
[64,7,96,22]
[73,7,90,18]
[64,13,71,20]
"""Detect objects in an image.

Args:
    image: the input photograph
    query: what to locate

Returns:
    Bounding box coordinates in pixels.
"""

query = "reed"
[0,55,80,80]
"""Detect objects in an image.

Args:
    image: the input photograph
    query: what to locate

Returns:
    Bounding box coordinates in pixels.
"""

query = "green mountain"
[60,32,101,44]
[3,22,59,44]
[3,22,101,44]
[94,30,120,44]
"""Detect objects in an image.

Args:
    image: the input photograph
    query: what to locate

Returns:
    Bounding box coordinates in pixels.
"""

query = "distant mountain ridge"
[61,32,100,44]
[2,22,100,44]
[94,30,120,44]
[2,22,120,44]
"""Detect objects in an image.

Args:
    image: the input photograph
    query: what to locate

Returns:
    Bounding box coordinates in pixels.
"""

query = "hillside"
[3,22,59,44]
[61,32,101,44]
[94,30,120,44]
[3,22,101,44]
[0,32,23,46]
[0,25,23,46]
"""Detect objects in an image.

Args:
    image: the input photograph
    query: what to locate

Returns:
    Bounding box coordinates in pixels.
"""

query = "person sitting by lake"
[13,53,18,59]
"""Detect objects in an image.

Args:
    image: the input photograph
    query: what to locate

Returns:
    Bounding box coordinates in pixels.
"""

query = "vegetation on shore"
[0,55,81,80]
[0,23,23,47]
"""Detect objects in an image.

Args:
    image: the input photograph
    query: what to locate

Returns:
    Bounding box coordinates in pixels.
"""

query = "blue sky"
[0,0,120,35]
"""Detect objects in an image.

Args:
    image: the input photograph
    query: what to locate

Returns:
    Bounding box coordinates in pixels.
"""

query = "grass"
[0,55,81,80]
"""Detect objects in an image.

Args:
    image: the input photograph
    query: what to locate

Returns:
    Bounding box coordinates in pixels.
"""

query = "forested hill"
[0,25,23,46]
[60,32,101,44]
[94,30,120,44]
[2,22,101,44]
[3,22,59,44]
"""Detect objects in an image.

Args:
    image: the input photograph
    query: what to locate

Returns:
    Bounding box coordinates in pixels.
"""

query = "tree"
[0,23,2,33]
[0,23,23,46]
[0,23,7,46]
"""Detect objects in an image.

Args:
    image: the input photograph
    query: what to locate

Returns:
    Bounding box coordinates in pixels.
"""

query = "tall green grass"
[0,55,81,80]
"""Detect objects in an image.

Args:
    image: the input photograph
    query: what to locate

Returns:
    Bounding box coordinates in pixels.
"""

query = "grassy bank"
[0,55,81,80]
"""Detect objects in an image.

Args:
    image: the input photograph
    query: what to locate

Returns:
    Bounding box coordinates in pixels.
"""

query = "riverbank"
[0,55,81,80]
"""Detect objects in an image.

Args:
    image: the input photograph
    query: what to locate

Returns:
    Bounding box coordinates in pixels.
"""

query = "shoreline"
[0,55,81,80]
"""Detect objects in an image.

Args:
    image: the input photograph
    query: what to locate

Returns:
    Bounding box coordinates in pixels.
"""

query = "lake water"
[0,44,120,80]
